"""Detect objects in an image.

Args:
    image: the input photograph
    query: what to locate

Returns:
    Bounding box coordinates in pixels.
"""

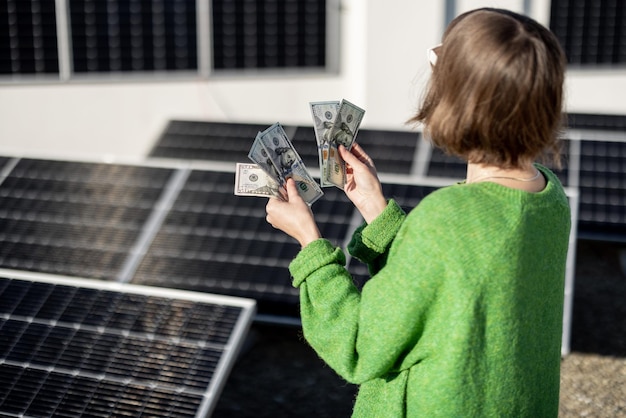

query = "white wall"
[0,0,624,161]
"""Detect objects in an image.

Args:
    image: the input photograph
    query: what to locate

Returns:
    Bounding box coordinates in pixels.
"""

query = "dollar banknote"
[248,131,281,183]
[243,122,323,205]
[310,100,340,188]
[255,123,306,181]
[234,163,281,198]
[325,99,365,188]
[288,160,324,205]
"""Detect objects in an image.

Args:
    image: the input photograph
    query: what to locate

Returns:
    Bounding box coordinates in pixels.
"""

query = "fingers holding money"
[339,144,378,179]
[266,178,321,248]
[338,144,386,224]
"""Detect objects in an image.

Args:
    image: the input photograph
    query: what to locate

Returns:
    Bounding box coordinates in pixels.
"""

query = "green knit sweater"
[289,165,571,417]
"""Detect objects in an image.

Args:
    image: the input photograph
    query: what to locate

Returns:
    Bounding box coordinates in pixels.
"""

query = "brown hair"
[410,8,567,168]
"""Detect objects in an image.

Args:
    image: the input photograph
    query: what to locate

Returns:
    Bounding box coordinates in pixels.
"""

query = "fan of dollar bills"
[234,99,365,205]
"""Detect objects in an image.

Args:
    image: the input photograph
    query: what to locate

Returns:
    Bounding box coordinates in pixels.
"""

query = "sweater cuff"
[289,239,346,288]
[348,199,405,263]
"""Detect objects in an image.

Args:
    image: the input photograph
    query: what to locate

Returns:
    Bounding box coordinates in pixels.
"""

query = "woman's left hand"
[266,178,321,248]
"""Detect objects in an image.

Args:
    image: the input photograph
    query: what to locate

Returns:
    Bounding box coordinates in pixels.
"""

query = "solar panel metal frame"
[0,268,256,418]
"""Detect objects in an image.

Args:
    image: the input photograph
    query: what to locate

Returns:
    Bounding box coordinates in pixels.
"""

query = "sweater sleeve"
[347,199,406,274]
[289,195,446,384]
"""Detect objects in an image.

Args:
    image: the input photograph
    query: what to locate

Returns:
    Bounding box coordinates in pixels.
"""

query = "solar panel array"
[151,120,421,176]
[0,271,255,417]
[0,114,623,362]
[146,116,626,354]
[2,117,623,314]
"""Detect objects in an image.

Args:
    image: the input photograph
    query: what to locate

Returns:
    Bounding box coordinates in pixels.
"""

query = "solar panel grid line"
[0,159,178,280]
[134,259,298,295]
[0,351,216,398]
[565,133,582,189]
[116,167,191,283]
[9,159,160,186]
[561,190,580,356]
[377,171,460,188]
[569,128,626,142]
[129,167,304,306]
[0,270,255,418]
[340,206,366,267]
[0,307,236,374]
[410,134,432,177]
[0,158,19,187]
[281,123,298,139]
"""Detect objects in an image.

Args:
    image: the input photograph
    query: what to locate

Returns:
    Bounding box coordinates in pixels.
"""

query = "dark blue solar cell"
[6,322,50,363]
[0,280,30,315]
[1,368,48,414]
[0,320,28,358]
[30,326,76,366]
[11,282,53,317]
[34,284,76,321]
[24,372,72,416]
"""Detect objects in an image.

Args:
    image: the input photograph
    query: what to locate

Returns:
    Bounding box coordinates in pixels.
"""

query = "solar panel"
[291,125,327,169]
[131,170,355,319]
[0,1,60,76]
[211,0,328,70]
[426,140,571,186]
[0,157,13,172]
[68,0,198,73]
[148,120,419,175]
[149,120,284,163]
[568,113,626,131]
[426,147,466,180]
[0,270,255,418]
[549,0,626,66]
[0,158,175,280]
[352,129,420,174]
[577,140,626,240]
[382,183,439,210]
[0,112,622,364]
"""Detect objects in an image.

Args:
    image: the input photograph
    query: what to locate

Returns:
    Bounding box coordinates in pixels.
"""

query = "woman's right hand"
[339,143,387,224]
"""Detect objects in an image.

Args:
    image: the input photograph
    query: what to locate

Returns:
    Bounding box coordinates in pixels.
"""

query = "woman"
[266,8,570,417]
